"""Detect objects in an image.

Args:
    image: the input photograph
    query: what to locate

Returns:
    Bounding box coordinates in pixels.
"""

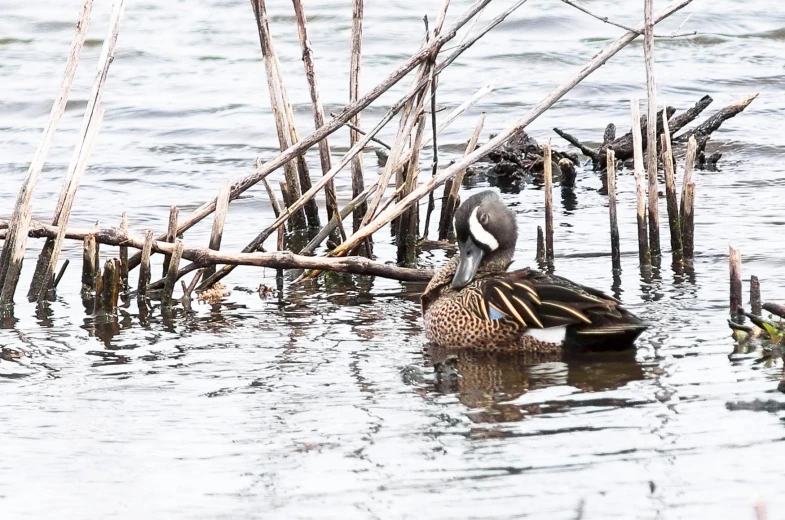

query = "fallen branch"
[1,221,433,283]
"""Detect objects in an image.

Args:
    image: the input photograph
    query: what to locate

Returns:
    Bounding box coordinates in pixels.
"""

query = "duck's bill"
[451,238,485,289]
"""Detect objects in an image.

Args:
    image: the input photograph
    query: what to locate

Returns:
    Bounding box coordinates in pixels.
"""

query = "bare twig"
[631,98,650,266]
[558,0,696,38]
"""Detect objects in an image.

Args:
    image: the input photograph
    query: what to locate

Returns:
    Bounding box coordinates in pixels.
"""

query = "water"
[1,0,785,517]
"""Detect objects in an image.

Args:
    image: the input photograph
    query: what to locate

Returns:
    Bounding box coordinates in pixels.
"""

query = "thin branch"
[559,0,696,38]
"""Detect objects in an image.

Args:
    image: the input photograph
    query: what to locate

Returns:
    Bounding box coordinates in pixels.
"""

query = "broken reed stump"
[630,99,650,266]
[162,205,179,277]
[544,141,554,264]
[606,149,621,271]
[750,275,761,317]
[161,240,184,307]
[137,229,154,297]
[81,235,98,296]
[535,226,545,265]
[729,245,742,323]
[94,258,121,317]
[661,110,682,259]
[680,136,697,261]
[119,212,129,289]
[204,183,230,278]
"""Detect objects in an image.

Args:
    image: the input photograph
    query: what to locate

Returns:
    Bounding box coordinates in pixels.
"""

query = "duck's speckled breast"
[421,259,562,354]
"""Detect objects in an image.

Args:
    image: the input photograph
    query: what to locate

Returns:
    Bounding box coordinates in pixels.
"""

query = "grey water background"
[2,0,785,517]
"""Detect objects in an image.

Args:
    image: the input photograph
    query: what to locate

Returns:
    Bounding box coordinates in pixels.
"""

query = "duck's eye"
[479,213,489,226]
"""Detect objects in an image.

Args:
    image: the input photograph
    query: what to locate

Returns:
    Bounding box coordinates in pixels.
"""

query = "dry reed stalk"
[661,108,682,257]
[0,0,94,305]
[292,0,343,239]
[119,212,129,289]
[299,185,376,256]
[250,0,308,229]
[138,230,154,296]
[350,0,367,233]
[681,182,695,260]
[438,113,485,240]
[308,0,694,273]
[644,0,660,258]
[34,107,105,303]
[124,0,496,273]
[607,149,621,271]
[630,98,650,266]
[729,245,742,321]
[544,141,554,263]
[27,0,125,303]
[162,206,179,277]
[750,275,761,317]
[161,240,183,306]
[204,184,231,278]
[397,113,428,265]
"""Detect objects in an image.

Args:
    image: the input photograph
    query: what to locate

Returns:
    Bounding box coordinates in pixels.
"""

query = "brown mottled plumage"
[422,191,646,353]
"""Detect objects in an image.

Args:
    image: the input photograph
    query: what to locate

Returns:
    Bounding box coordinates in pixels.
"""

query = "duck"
[421,190,646,354]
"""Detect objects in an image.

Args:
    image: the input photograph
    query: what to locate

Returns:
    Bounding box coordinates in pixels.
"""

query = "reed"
[729,245,742,322]
[606,149,621,271]
[544,142,554,264]
[660,107,682,259]
[0,0,94,306]
[644,0,661,259]
[630,99,650,266]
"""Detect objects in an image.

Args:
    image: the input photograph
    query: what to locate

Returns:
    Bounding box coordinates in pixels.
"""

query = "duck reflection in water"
[427,344,644,424]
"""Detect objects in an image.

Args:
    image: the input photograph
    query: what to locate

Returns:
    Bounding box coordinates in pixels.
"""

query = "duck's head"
[452,190,518,289]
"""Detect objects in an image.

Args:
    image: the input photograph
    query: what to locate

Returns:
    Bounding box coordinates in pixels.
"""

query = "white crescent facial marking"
[469,207,498,251]
[524,326,567,344]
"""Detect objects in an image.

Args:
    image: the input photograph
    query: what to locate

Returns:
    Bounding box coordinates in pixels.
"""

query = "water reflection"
[427,344,645,424]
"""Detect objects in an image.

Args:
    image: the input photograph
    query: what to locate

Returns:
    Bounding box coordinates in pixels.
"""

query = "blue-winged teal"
[422,190,646,354]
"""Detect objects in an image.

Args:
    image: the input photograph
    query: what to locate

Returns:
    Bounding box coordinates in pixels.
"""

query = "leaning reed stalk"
[350,0,367,233]
[310,0,694,273]
[607,149,621,271]
[250,0,308,229]
[292,0,343,239]
[661,107,682,258]
[0,0,94,305]
[438,112,485,240]
[644,0,660,259]
[25,0,125,304]
[124,0,495,273]
[397,113,428,265]
[544,141,554,264]
[630,98,650,266]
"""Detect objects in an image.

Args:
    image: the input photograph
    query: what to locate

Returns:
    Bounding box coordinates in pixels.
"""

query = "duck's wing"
[474,269,646,338]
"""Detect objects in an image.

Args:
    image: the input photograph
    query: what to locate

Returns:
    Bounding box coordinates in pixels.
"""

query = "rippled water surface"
[2,0,785,518]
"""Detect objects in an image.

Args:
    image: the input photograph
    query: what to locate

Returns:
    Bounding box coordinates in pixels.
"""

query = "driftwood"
[554,93,756,172]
